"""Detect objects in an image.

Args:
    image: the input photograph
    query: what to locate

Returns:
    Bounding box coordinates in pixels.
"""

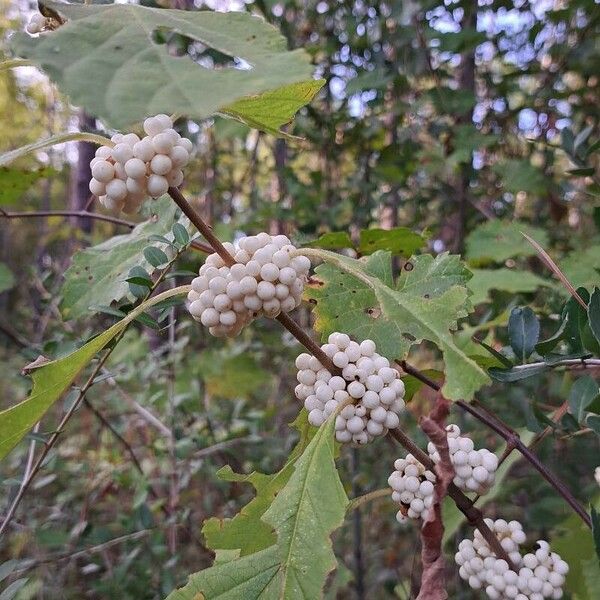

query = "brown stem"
[389,428,516,569]
[169,187,236,266]
[0,209,134,227]
[457,400,591,528]
[0,208,213,254]
[398,360,591,528]
[168,187,338,373]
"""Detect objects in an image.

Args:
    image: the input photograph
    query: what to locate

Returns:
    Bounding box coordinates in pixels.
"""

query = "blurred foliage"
[0,0,599,598]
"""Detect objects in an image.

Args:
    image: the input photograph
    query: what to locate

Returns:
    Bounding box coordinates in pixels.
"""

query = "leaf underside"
[13,1,322,133]
[168,413,348,599]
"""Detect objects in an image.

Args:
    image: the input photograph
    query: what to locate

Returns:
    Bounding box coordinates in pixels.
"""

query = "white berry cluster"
[294,333,405,444]
[89,114,192,214]
[427,424,498,495]
[388,454,436,522]
[187,233,310,337]
[455,519,569,599]
[26,13,51,34]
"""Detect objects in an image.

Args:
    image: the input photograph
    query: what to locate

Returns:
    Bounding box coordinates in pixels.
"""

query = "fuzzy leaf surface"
[303,249,489,400]
[12,2,320,133]
[60,198,177,320]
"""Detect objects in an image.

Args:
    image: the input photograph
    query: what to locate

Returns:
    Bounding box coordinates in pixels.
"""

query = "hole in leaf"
[366,307,381,318]
[404,262,413,271]
[403,333,416,342]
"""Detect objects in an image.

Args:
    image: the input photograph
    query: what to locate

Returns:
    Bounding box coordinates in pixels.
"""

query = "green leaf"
[569,376,599,423]
[493,159,548,194]
[465,220,549,264]
[588,288,600,345]
[60,198,177,320]
[202,411,314,556]
[0,167,55,205]
[587,415,600,436]
[13,2,319,134]
[553,511,600,600]
[172,223,189,246]
[197,351,271,399]
[0,286,188,460]
[143,246,169,268]
[305,232,353,250]
[0,578,29,600]
[0,132,111,167]
[221,80,325,138]
[561,245,600,291]
[468,268,548,305]
[489,363,549,383]
[357,227,425,257]
[396,253,472,299]
[508,307,540,363]
[169,412,348,599]
[0,263,15,294]
[537,289,591,355]
[303,249,489,401]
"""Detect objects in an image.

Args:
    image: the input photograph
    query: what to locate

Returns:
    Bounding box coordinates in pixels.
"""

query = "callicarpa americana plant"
[0,1,599,599]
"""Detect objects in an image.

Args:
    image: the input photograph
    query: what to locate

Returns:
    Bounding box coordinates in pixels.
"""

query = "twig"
[0,347,115,536]
[168,187,236,266]
[0,208,213,254]
[351,448,365,600]
[11,528,154,574]
[347,488,391,513]
[101,369,173,438]
[0,209,133,228]
[0,249,185,535]
[509,358,600,372]
[398,360,592,528]
[389,428,515,567]
[83,398,146,475]
[457,399,591,527]
[167,187,338,373]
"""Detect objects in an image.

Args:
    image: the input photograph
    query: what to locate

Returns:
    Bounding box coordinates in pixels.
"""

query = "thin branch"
[167,187,338,373]
[83,398,146,475]
[101,368,173,439]
[347,488,391,513]
[0,249,186,536]
[457,399,591,528]
[510,358,600,372]
[0,347,115,537]
[398,360,591,528]
[0,208,213,254]
[389,428,515,567]
[0,209,134,227]
[12,528,154,574]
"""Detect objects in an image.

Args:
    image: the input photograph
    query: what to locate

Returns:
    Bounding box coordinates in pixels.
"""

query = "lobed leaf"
[60,198,177,320]
[169,412,348,599]
[12,1,322,134]
[303,249,489,401]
